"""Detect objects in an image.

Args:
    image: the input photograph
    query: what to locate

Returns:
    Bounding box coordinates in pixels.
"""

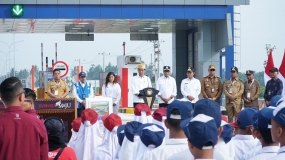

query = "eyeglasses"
[210,69,215,71]
[164,70,170,72]
[24,99,32,103]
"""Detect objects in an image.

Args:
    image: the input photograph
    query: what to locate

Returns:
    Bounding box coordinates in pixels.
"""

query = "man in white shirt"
[156,66,177,108]
[73,72,94,117]
[261,100,285,160]
[231,107,259,160]
[131,63,152,108]
[248,110,279,160]
[147,100,193,160]
[180,67,201,108]
[180,114,218,160]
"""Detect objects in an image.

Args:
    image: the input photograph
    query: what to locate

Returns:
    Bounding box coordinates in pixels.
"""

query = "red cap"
[134,104,151,116]
[103,113,122,132]
[71,117,82,132]
[152,107,167,122]
[81,108,98,125]
[221,115,228,123]
[230,121,239,128]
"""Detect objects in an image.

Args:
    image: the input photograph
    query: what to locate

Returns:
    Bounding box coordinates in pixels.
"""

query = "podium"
[139,87,159,109]
[0,98,77,143]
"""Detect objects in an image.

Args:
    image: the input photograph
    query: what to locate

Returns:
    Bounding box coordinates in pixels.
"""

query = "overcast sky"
[0,0,284,77]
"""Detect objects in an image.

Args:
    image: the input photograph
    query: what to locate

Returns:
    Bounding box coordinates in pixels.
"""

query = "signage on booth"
[35,100,75,110]
[52,61,69,78]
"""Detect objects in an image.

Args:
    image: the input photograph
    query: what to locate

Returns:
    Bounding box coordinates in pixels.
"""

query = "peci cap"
[270,95,283,107]
[193,99,221,127]
[246,70,254,75]
[138,63,146,69]
[152,107,167,122]
[124,121,142,142]
[237,107,258,128]
[134,104,151,116]
[261,100,285,127]
[163,66,170,71]
[103,113,122,132]
[81,108,98,125]
[44,117,65,136]
[71,117,82,132]
[269,67,279,73]
[187,67,194,72]
[167,100,193,120]
[138,123,165,148]
[117,124,126,146]
[231,66,238,72]
[180,114,218,150]
[79,72,86,77]
[208,65,216,70]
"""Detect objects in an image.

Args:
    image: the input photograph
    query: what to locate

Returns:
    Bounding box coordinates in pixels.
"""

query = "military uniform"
[201,65,223,104]
[223,67,244,123]
[45,79,70,98]
[243,70,260,110]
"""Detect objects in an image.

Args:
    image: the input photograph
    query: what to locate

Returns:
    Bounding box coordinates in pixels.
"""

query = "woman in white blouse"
[102,72,121,114]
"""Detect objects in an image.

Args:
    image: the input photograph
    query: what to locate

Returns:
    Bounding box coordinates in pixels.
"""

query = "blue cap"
[237,108,258,128]
[220,124,232,144]
[253,111,271,130]
[180,114,217,150]
[167,100,193,120]
[163,66,170,70]
[270,95,283,107]
[79,72,86,77]
[261,101,285,127]
[124,121,142,142]
[193,99,221,128]
[138,123,165,148]
[117,124,126,146]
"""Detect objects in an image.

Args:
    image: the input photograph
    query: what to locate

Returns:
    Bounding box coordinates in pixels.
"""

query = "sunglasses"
[24,99,32,103]
[210,69,215,71]
[164,70,170,72]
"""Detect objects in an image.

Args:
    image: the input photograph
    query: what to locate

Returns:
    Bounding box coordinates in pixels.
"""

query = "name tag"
[54,90,58,96]
[82,94,86,99]
[211,88,215,93]
[247,92,251,98]
[229,88,232,94]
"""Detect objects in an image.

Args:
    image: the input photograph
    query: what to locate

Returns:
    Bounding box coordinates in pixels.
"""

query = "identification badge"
[229,88,232,94]
[211,88,215,93]
[247,92,251,98]
[54,90,58,95]
[268,91,271,95]
[82,94,86,99]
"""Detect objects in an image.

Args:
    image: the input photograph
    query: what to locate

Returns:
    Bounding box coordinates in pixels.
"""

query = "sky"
[0,0,284,77]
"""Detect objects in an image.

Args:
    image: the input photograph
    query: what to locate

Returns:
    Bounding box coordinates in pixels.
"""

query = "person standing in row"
[180,67,201,107]
[264,67,283,106]
[156,66,177,108]
[45,69,70,99]
[73,72,94,117]
[223,66,244,123]
[243,70,260,110]
[131,63,152,108]
[102,72,121,114]
[201,65,223,104]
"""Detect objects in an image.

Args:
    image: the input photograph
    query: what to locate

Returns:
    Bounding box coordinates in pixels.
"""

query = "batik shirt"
[264,78,283,101]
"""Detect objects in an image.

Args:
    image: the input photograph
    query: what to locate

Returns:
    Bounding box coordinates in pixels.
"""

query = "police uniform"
[201,65,223,104]
[223,66,244,123]
[243,70,260,110]
[45,79,70,98]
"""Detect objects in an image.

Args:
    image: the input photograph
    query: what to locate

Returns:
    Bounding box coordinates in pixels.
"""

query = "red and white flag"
[278,50,285,96]
[264,49,275,86]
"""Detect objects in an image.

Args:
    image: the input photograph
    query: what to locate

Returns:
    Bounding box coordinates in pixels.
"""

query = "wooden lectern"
[0,98,77,143]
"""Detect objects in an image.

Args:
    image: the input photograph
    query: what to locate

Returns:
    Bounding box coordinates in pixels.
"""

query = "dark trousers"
[159,103,169,108]
[77,107,85,117]
[192,103,195,110]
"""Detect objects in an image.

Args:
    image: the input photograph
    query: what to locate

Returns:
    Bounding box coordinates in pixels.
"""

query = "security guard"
[223,66,244,123]
[201,65,223,104]
[45,69,70,99]
[243,70,260,110]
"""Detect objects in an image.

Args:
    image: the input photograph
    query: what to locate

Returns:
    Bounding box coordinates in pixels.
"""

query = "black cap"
[269,67,279,73]
[187,67,195,72]
[231,66,238,72]
[163,66,170,70]
[245,70,254,75]
[44,118,64,136]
